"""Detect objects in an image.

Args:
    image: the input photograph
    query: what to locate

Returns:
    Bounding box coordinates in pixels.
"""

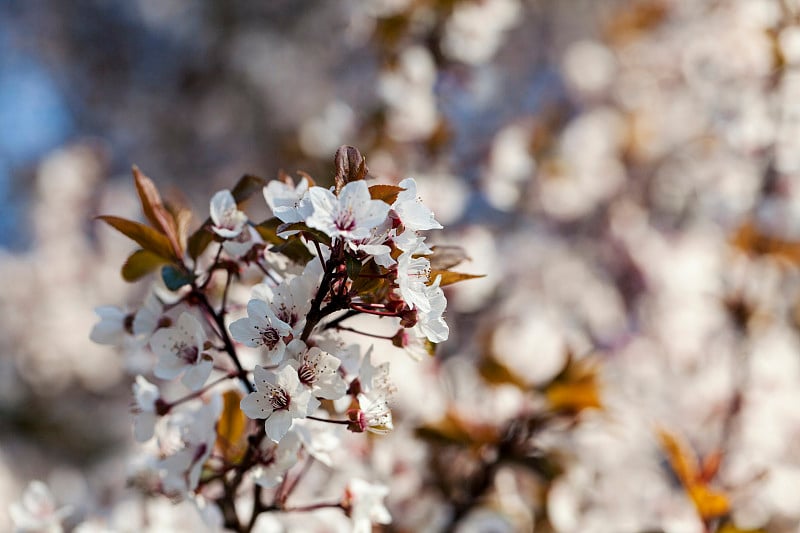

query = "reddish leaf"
[428,245,470,271]
[428,270,485,287]
[369,184,405,205]
[231,174,267,204]
[96,215,176,260]
[187,221,215,260]
[132,166,183,257]
[215,390,249,464]
[121,249,168,282]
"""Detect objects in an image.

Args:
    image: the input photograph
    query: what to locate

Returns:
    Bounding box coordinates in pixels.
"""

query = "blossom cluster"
[72,147,474,532]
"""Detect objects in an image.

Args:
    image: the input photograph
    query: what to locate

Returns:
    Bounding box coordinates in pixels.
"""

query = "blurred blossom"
[441,0,521,65]
[378,46,439,142]
[483,123,535,211]
[298,101,356,158]
[9,1,800,532]
[562,40,617,97]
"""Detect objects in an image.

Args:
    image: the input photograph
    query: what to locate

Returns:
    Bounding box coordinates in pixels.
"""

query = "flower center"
[269,388,290,410]
[175,342,199,364]
[335,208,357,232]
[258,326,280,349]
[297,362,317,386]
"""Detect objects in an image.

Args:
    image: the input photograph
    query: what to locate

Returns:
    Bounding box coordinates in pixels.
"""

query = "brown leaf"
[215,390,249,464]
[544,356,602,413]
[132,166,183,257]
[334,145,368,193]
[731,220,800,265]
[658,429,729,520]
[429,270,485,287]
[369,184,405,205]
[231,174,267,204]
[96,215,176,260]
[121,249,168,282]
[416,410,500,448]
[428,245,470,271]
[187,222,215,260]
[478,355,528,388]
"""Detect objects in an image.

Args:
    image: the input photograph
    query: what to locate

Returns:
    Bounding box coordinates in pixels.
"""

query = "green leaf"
[187,222,215,260]
[351,260,390,302]
[231,174,267,204]
[254,219,314,263]
[346,255,363,280]
[429,270,485,287]
[96,215,176,260]
[369,184,404,204]
[276,222,332,246]
[121,249,168,282]
[254,218,284,245]
[161,265,193,290]
[269,240,314,264]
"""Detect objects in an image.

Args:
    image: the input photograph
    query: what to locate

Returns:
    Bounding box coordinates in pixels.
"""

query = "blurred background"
[4,0,800,531]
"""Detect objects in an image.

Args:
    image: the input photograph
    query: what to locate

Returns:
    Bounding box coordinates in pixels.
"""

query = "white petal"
[266,410,293,443]
[181,357,213,390]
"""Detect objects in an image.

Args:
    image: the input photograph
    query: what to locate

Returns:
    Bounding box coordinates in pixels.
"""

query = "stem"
[349,303,399,317]
[200,244,225,290]
[335,325,394,340]
[245,485,263,533]
[281,501,344,513]
[166,373,236,409]
[254,259,280,285]
[306,415,350,425]
[193,289,254,393]
[322,309,359,330]
[277,455,315,506]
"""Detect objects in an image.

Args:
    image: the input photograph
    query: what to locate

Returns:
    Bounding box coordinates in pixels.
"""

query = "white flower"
[222,225,263,258]
[10,480,72,533]
[132,292,164,341]
[396,251,432,313]
[151,312,213,390]
[392,177,442,231]
[159,397,221,498]
[355,392,394,435]
[89,306,129,346]
[264,176,311,223]
[288,341,347,400]
[354,225,395,267]
[132,375,160,442]
[241,365,320,443]
[252,273,314,338]
[344,478,392,533]
[229,298,292,364]
[358,348,392,394]
[292,418,342,467]
[414,275,449,343]
[251,429,302,488]
[305,181,390,243]
[210,189,248,238]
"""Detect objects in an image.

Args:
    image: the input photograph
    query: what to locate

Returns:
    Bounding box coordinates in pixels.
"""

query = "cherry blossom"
[392,177,442,232]
[10,480,72,533]
[263,176,311,223]
[151,312,214,391]
[344,478,392,533]
[210,189,248,238]
[229,298,292,365]
[132,375,160,442]
[241,365,320,443]
[305,181,390,243]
